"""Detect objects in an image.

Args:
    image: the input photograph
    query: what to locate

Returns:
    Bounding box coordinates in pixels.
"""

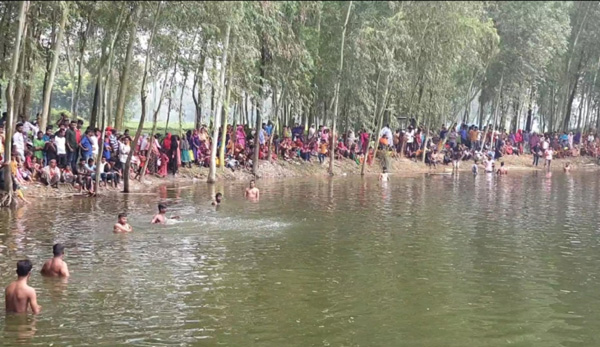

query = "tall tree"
[39,1,67,132]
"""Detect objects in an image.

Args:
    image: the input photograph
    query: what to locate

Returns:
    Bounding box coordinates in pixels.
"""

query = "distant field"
[122,121,196,135]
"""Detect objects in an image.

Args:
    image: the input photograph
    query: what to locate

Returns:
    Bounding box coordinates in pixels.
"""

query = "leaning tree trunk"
[207,24,230,183]
[39,1,67,132]
[2,0,27,205]
[123,2,161,193]
[115,5,140,130]
[329,1,352,176]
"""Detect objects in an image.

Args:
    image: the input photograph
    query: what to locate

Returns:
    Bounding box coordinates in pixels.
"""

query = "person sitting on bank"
[40,243,70,278]
[41,159,61,187]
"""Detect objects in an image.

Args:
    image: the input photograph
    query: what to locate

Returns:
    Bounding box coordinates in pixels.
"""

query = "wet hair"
[53,243,65,256]
[501,162,505,166]
[158,203,166,211]
[216,193,222,199]
[118,213,127,219]
[382,167,388,173]
[16,260,32,277]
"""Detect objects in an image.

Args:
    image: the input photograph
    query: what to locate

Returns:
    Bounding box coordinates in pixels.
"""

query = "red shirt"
[75,129,82,144]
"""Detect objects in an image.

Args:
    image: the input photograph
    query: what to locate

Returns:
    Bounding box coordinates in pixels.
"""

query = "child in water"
[379,167,389,181]
[564,162,571,173]
[114,213,133,233]
[497,161,508,175]
[472,161,479,176]
[212,193,223,206]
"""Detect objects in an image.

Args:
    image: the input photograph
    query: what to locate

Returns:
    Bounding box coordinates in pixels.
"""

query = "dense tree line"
[2,1,600,183]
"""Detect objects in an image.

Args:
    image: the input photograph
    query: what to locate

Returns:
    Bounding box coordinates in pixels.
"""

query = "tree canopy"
[2,1,600,135]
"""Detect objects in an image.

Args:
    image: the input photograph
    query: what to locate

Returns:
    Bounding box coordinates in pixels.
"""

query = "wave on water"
[178,215,292,234]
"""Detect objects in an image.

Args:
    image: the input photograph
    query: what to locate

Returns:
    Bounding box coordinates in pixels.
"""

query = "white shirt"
[545,149,553,160]
[588,135,594,142]
[90,135,99,156]
[406,130,415,143]
[542,140,549,150]
[119,143,131,163]
[55,136,67,155]
[12,132,25,153]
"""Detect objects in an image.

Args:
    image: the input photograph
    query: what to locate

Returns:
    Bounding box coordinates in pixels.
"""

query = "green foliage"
[1,1,599,134]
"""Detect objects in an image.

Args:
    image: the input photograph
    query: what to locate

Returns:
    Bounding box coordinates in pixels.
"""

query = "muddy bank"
[17,153,599,201]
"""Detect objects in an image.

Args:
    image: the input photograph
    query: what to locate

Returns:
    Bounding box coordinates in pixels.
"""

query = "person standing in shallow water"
[5,260,42,314]
[41,243,70,278]
[245,180,260,200]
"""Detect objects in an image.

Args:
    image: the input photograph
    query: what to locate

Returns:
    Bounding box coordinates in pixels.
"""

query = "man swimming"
[245,180,260,200]
[113,213,133,233]
[212,193,223,206]
[5,260,41,314]
[151,204,180,224]
[40,243,70,278]
[152,204,168,224]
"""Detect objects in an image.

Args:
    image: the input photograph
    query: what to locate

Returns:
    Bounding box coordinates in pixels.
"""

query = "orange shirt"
[319,143,328,154]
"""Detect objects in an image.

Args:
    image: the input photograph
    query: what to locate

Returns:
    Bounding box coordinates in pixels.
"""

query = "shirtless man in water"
[5,260,41,314]
[113,213,133,233]
[245,180,260,200]
[151,204,180,224]
[41,243,70,278]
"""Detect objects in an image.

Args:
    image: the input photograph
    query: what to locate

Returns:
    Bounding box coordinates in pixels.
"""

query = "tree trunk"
[115,5,140,130]
[73,10,92,120]
[329,1,352,176]
[219,47,235,172]
[2,1,27,202]
[164,59,178,133]
[90,72,101,128]
[207,24,231,183]
[192,42,206,129]
[123,2,161,193]
[39,1,67,132]
[178,69,188,137]
[252,46,266,177]
[563,71,580,131]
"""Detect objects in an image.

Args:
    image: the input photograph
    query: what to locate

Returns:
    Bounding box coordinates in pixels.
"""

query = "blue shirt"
[80,136,93,157]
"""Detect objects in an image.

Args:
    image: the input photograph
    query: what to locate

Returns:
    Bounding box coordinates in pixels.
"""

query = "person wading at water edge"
[5,260,42,314]
[245,180,260,200]
[41,243,70,278]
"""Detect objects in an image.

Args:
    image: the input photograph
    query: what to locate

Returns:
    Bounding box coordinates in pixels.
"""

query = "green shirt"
[33,138,46,160]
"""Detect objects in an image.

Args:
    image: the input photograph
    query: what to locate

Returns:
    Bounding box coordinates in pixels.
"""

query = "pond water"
[2,171,600,346]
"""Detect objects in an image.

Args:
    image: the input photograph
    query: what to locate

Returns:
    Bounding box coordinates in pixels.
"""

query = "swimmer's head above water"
[118,213,128,224]
[158,204,167,213]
